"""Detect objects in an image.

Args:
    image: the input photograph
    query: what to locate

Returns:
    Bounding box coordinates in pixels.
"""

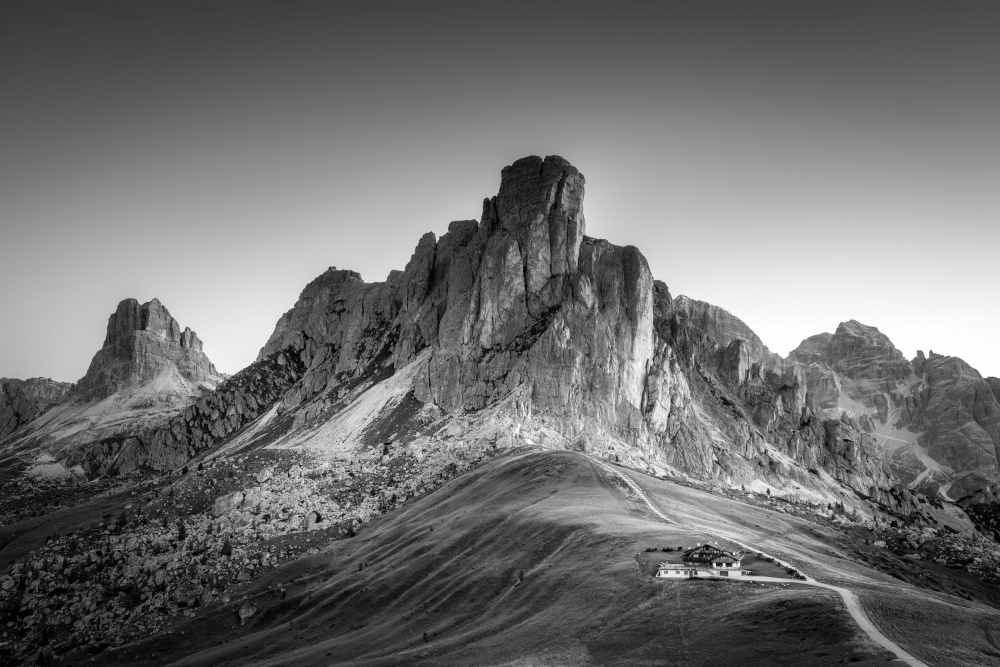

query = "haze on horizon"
[2,0,998,383]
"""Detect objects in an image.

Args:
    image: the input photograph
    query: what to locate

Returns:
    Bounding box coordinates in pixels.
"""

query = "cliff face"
[0,378,73,438]
[789,321,1000,500]
[0,298,228,478]
[242,156,902,510]
[76,298,221,400]
[789,320,913,425]
[659,297,898,504]
[255,157,661,451]
[907,354,1000,499]
[11,156,971,514]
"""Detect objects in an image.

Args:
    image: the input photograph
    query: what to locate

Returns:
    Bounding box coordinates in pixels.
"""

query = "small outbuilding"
[654,563,697,578]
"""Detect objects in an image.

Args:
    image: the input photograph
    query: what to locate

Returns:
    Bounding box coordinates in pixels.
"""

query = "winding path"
[588,456,929,667]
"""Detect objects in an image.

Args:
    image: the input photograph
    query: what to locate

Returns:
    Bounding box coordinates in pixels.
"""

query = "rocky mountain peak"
[490,154,586,317]
[788,332,834,365]
[674,296,772,358]
[793,319,911,383]
[76,298,221,401]
[102,297,205,351]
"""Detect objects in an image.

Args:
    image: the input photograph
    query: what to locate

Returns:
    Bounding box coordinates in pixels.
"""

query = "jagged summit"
[791,319,911,384]
[233,155,906,510]
[76,297,221,401]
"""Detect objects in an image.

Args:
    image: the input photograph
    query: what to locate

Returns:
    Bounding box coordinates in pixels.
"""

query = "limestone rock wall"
[0,378,73,438]
[76,298,222,400]
[245,155,902,507]
[789,320,913,420]
[655,296,896,501]
[788,319,1000,498]
[908,354,1000,491]
[67,349,306,476]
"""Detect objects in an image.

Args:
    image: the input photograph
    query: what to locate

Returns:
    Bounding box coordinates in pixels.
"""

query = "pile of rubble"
[874,524,1000,584]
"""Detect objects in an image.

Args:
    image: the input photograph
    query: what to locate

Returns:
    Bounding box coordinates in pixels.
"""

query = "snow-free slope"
[83,450,984,667]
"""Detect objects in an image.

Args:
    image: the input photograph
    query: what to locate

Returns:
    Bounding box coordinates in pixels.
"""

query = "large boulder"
[213,491,245,517]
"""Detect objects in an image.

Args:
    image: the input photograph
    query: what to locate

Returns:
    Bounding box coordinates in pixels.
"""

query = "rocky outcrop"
[823,321,912,383]
[0,299,232,478]
[650,297,900,503]
[0,378,72,437]
[256,157,665,451]
[789,320,913,421]
[674,295,783,371]
[76,298,222,401]
[66,348,307,476]
[987,377,1000,404]
[906,353,1000,486]
[245,155,901,508]
[787,320,1000,499]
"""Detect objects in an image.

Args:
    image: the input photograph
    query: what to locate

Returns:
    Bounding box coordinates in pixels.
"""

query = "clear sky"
[2,1,998,382]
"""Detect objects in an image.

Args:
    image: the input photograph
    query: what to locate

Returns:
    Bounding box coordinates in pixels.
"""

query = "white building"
[655,544,749,579]
[654,563,698,578]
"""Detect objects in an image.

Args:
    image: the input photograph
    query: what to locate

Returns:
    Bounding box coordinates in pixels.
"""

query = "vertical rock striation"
[789,322,1000,499]
[76,298,221,400]
[247,155,901,506]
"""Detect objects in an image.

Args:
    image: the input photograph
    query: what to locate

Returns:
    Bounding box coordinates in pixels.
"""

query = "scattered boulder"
[239,603,257,625]
[213,491,245,517]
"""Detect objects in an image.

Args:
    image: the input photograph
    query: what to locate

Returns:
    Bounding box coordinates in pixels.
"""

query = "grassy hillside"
[87,451,906,666]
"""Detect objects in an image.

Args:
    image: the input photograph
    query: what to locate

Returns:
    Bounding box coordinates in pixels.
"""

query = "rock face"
[988,377,1000,404]
[0,298,233,478]
[244,155,903,509]
[660,297,897,501]
[0,378,73,438]
[64,348,306,476]
[789,320,912,424]
[906,353,1000,497]
[15,155,995,510]
[789,322,1000,500]
[76,298,221,400]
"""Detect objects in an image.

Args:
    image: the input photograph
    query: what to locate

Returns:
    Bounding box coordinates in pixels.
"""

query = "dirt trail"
[588,455,929,667]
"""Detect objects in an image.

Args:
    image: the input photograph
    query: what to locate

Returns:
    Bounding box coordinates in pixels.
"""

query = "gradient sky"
[2,0,998,382]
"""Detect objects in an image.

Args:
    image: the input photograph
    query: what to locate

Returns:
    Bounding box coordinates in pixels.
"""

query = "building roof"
[682,544,739,562]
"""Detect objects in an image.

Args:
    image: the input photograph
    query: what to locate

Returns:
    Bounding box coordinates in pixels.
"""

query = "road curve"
[588,456,929,667]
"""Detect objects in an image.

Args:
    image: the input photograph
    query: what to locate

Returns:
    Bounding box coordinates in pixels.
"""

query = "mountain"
[788,322,1000,501]
[3,155,1000,666]
[220,155,908,515]
[76,297,220,401]
[0,298,224,479]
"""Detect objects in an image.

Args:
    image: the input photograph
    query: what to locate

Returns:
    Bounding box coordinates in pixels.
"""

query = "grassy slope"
[87,451,903,667]
[624,467,1000,667]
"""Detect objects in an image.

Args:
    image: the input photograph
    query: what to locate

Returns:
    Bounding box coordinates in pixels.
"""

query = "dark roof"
[682,544,738,561]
